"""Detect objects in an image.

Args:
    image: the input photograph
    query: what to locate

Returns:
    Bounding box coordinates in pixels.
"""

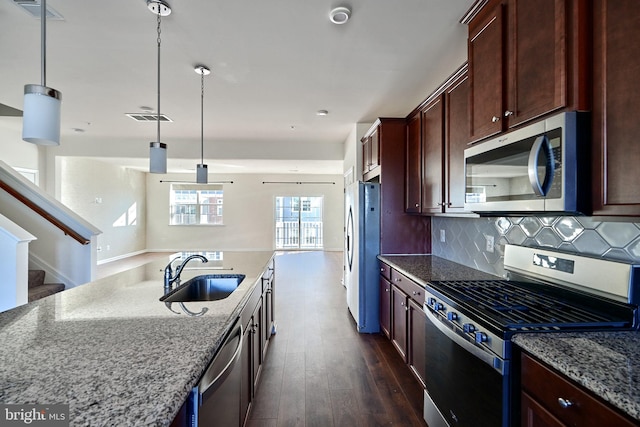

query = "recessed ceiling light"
[316,110,329,116]
[329,7,351,24]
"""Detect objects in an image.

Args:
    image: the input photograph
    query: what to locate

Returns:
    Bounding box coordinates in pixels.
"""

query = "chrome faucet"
[164,254,208,294]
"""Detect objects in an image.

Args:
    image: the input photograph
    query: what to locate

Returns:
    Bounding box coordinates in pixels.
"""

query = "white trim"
[29,252,79,289]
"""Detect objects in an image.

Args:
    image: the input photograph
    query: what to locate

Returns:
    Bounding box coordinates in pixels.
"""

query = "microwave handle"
[527,135,555,196]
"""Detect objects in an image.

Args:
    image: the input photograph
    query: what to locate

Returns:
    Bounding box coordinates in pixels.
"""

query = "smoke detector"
[329,7,350,24]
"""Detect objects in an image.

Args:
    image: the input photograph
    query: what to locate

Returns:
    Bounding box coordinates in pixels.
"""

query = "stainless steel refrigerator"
[344,181,380,333]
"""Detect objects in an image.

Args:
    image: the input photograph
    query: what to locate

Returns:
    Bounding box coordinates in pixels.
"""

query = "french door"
[274,196,323,249]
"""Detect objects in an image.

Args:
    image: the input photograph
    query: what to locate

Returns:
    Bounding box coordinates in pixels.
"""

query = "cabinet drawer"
[379,261,391,281]
[520,353,637,427]
[390,269,425,305]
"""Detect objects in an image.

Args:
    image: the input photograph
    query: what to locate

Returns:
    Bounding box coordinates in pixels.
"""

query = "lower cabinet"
[379,276,391,339]
[520,352,637,427]
[391,285,408,360]
[408,299,426,388]
[380,260,427,388]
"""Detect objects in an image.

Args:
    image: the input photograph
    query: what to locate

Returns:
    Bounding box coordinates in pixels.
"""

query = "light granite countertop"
[0,251,274,427]
[378,254,499,285]
[513,332,640,422]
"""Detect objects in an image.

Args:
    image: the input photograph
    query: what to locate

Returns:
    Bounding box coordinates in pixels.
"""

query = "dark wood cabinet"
[379,261,392,339]
[421,95,445,214]
[405,64,471,215]
[406,111,422,214]
[520,352,637,427]
[361,126,380,181]
[239,259,275,426]
[466,0,589,143]
[592,0,640,216]
[364,118,430,253]
[381,262,428,387]
[390,284,408,361]
[408,298,426,388]
[444,71,470,213]
[468,0,504,142]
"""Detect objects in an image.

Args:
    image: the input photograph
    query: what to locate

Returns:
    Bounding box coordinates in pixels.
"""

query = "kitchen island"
[0,251,274,426]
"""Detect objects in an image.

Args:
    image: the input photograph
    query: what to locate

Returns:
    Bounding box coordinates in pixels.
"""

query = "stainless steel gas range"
[422,244,639,427]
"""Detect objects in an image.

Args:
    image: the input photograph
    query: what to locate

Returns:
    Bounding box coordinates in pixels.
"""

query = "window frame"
[169,183,224,226]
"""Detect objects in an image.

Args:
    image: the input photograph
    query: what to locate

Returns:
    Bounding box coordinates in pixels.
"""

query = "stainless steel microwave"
[464,111,589,215]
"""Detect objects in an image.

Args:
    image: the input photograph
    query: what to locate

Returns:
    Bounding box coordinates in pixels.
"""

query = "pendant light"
[148,0,171,174]
[195,65,210,184]
[22,0,62,145]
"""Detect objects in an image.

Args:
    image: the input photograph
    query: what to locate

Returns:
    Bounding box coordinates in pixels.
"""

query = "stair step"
[27,270,65,302]
[28,270,45,288]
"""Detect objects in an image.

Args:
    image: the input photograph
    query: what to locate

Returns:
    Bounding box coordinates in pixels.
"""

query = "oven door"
[423,306,510,427]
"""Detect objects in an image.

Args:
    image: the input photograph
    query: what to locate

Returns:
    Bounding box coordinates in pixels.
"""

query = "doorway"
[274,196,324,249]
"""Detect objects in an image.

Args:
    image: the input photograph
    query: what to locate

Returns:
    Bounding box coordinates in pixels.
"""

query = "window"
[170,184,223,225]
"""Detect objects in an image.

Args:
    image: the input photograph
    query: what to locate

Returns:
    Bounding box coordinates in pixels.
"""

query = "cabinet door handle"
[400,301,405,306]
[413,291,421,296]
[437,202,444,206]
[504,110,514,117]
[394,277,401,282]
[385,288,390,292]
[557,398,573,409]
[415,203,420,208]
[491,115,500,123]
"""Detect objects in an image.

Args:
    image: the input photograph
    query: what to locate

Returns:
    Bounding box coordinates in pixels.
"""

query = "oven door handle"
[527,135,555,197]
[424,307,505,375]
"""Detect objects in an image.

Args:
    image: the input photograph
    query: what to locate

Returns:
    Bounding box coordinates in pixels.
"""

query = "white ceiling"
[0,0,472,174]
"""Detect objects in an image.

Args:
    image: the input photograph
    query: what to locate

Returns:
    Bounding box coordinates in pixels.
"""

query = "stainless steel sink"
[160,274,245,302]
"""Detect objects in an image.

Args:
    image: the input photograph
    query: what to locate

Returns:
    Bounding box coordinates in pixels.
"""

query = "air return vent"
[11,0,64,20]
[125,113,173,122]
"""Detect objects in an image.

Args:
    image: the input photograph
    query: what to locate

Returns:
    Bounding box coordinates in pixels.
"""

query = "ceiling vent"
[11,0,65,20]
[125,113,173,122]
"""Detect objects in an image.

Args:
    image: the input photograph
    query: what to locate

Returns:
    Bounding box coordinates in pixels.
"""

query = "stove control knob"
[463,323,476,334]
[433,302,444,311]
[447,312,458,321]
[475,332,488,343]
[427,297,436,306]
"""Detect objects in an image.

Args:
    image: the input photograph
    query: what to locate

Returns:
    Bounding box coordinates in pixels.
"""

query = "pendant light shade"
[150,142,167,174]
[22,0,62,146]
[148,0,171,174]
[196,164,208,184]
[22,84,62,145]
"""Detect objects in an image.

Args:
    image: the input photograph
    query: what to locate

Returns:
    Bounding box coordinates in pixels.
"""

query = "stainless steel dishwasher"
[187,319,243,427]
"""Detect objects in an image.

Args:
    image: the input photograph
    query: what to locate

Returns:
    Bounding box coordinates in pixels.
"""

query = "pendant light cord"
[200,70,204,164]
[41,0,46,86]
[156,9,162,144]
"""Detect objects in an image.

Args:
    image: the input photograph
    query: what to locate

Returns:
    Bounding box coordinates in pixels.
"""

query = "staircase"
[28,270,65,302]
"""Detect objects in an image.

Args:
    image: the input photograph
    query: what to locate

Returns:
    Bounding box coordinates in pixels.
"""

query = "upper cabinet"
[361,126,380,181]
[405,65,470,215]
[467,0,589,143]
[592,0,640,216]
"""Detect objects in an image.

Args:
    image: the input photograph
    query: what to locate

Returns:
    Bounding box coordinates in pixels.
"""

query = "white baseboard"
[97,249,149,265]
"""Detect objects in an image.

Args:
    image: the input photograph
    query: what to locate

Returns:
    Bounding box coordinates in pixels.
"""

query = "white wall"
[146,172,344,251]
[58,157,147,262]
[0,119,40,173]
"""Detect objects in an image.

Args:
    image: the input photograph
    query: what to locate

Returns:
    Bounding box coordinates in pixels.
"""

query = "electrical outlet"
[485,235,494,253]
[97,246,102,252]
[106,245,110,251]
[440,229,446,243]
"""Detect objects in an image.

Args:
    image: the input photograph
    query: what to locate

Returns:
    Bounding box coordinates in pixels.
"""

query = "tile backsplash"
[431,216,640,277]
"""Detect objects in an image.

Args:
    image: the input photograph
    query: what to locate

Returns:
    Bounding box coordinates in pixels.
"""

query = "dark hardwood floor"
[247,251,426,427]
